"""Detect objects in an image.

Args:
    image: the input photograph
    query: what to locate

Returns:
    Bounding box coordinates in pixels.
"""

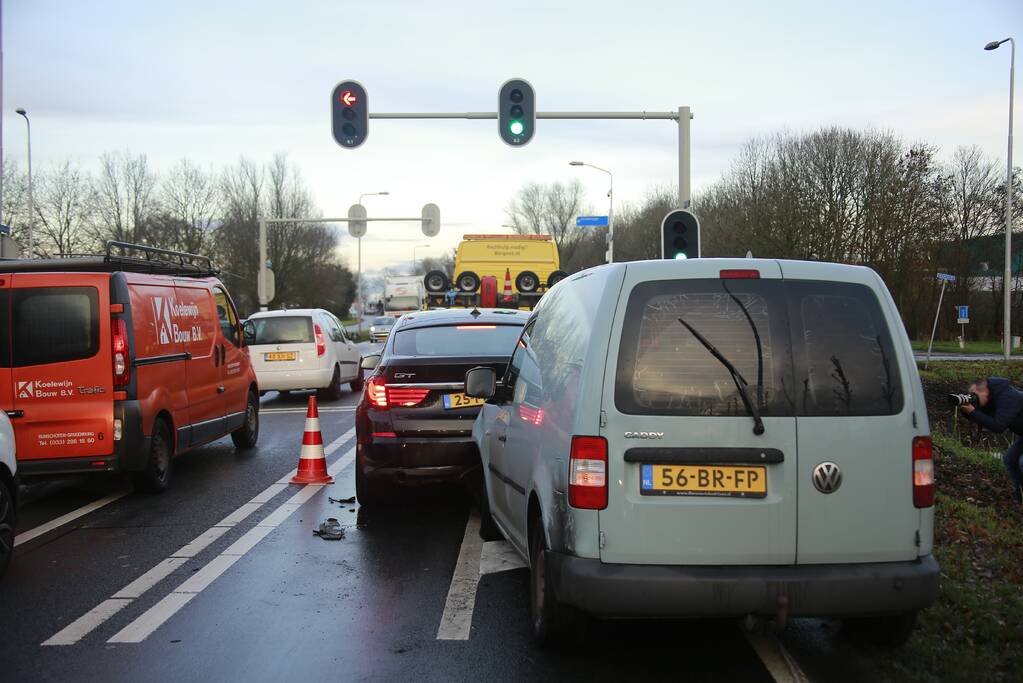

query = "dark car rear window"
[11,287,100,367]
[615,279,902,417]
[392,324,524,357]
[250,316,314,345]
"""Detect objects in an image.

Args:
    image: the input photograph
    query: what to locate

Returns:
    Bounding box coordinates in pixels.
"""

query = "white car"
[0,411,16,577]
[245,309,363,399]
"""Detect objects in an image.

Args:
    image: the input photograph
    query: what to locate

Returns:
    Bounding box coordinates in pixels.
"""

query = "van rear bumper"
[17,400,150,477]
[547,552,939,619]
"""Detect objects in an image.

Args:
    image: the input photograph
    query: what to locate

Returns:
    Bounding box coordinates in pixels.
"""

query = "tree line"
[2,151,355,317]
[506,127,1022,341]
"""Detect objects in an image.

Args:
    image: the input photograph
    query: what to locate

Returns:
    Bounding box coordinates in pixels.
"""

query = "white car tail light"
[569,436,608,510]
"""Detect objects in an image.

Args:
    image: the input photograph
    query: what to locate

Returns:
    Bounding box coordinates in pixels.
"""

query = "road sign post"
[926,273,957,367]
[957,305,970,348]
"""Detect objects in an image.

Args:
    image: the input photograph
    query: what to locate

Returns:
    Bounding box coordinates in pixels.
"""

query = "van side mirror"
[465,367,496,400]
[242,320,255,345]
[360,354,381,371]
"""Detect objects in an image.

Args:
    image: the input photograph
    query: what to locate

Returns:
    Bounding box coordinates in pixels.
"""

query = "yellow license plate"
[264,352,297,361]
[443,392,485,410]
[641,464,767,498]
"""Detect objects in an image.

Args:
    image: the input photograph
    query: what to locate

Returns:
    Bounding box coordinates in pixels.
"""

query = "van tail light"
[912,436,935,508]
[569,436,608,510]
[112,318,131,388]
[314,324,326,356]
[363,375,430,410]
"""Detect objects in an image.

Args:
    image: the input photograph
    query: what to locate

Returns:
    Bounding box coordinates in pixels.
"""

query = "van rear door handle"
[217,386,226,394]
[5,410,24,418]
[497,434,507,442]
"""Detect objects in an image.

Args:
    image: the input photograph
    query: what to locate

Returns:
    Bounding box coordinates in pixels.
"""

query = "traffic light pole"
[369,109,693,209]
[257,215,433,311]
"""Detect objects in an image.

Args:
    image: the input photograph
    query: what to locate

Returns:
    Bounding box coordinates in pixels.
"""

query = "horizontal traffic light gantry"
[661,209,701,260]
[499,79,535,147]
[331,80,368,149]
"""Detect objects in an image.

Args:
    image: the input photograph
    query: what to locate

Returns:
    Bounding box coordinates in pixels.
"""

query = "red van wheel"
[132,419,173,493]
[0,478,14,577]
[232,391,260,449]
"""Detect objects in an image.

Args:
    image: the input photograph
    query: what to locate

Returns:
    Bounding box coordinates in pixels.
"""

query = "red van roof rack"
[0,241,219,277]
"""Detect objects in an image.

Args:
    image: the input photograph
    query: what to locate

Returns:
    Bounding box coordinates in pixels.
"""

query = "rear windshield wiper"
[677,317,765,436]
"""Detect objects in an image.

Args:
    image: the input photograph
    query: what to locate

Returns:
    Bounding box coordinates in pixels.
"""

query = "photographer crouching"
[953,377,1023,503]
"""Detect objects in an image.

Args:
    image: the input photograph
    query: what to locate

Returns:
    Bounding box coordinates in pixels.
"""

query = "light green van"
[467,258,938,647]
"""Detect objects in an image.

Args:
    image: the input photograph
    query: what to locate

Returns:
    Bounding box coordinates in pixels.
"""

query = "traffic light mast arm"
[369,111,681,119]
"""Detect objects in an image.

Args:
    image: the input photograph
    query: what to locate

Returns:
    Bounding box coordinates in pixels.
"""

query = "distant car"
[245,309,363,400]
[369,316,396,343]
[355,308,530,505]
[468,259,938,647]
[0,411,17,577]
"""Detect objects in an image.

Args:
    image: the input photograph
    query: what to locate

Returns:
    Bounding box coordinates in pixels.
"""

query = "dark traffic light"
[331,80,368,149]
[661,209,701,259]
[498,79,535,146]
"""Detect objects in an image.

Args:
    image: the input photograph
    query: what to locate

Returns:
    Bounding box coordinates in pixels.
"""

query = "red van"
[0,242,260,492]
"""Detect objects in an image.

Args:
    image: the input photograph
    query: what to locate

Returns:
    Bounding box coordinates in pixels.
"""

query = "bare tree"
[157,159,220,254]
[35,161,93,256]
[505,180,587,247]
[92,150,158,247]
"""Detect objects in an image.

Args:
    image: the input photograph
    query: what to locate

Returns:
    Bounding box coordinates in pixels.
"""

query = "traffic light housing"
[331,80,368,149]
[661,209,701,260]
[498,79,535,146]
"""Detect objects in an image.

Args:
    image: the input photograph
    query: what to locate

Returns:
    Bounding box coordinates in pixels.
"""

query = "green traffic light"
[509,120,525,135]
[674,253,688,260]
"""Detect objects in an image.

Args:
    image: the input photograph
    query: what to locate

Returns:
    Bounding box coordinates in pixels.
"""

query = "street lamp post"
[16,108,32,258]
[355,192,389,336]
[986,37,1016,359]
[570,161,613,263]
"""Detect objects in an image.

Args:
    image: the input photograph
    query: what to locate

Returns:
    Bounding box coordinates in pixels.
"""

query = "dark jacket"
[967,377,1023,436]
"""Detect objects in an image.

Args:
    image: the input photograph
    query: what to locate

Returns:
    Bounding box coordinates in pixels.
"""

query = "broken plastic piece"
[312,518,345,540]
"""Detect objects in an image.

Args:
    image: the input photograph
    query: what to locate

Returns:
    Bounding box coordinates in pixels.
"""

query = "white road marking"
[15,490,130,547]
[42,427,355,647]
[107,450,355,644]
[436,513,483,641]
[744,631,812,683]
[480,540,527,575]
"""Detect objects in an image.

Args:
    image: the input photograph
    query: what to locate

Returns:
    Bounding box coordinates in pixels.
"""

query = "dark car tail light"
[363,376,430,410]
[112,317,131,388]
[568,436,608,510]
[314,324,326,356]
[913,436,935,508]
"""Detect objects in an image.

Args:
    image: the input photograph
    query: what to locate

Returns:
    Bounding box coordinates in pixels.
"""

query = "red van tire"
[132,419,173,493]
[0,477,14,577]
[231,391,260,449]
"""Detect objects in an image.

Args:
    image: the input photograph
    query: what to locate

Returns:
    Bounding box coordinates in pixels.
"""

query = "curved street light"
[570,160,613,263]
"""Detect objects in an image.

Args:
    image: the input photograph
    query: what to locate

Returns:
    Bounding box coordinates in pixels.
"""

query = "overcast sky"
[2,0,1020,271]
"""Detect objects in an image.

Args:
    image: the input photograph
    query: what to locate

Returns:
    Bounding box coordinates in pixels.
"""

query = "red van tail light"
[314,324,326,356]
[568,436,608,510]
[112,318,131,388]
[912,436,935,508]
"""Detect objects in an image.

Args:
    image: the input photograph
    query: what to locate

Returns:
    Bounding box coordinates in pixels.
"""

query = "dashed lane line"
[15,490,131,548]
[436,513,483,641]
[107,447,356,644]
[41,427,355,647]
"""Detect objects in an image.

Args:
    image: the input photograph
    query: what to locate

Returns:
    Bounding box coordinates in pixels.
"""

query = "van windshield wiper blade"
[677,317,765,436]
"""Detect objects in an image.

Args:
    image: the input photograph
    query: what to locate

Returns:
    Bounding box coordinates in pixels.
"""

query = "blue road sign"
[576,215,609,227]
[958,305,969,319]
[0,224,9,235]
[936,272,956,282]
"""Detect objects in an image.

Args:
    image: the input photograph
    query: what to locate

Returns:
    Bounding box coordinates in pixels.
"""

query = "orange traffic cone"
[291,396,334,485]
[502,268,514,303]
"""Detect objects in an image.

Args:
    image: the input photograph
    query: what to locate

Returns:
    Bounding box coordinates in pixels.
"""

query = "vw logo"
[812,462,842,494]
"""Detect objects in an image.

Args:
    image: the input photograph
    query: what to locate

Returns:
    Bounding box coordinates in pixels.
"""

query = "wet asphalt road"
[2,357,880,682]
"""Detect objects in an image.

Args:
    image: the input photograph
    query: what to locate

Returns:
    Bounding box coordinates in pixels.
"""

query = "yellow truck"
[423,234,567,310]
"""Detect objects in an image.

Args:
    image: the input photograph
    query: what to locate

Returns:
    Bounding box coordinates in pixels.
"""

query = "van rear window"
[249,317,314,345]
[615,279,903,417]
[11,287,100,367]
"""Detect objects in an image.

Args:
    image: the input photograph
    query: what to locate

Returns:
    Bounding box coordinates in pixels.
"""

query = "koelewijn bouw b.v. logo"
[153,296,175,345]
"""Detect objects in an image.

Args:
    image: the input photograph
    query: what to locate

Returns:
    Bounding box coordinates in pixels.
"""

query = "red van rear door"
[10,273,114,462]
[0,277,12,417]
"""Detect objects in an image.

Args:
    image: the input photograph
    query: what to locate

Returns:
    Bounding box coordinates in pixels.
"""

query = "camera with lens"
[947,392,980,408]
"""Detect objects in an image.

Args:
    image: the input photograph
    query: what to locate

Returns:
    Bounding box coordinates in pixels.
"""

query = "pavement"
[2,355,896,683]
[913,351,1023,362]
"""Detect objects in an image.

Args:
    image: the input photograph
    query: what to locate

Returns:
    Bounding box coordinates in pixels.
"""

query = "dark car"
[355,308,530,504]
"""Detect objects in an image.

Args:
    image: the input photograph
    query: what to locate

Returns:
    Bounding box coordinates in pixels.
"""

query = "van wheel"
[321,366,344,401]
[0,478,15,577]
[547,270,568,288]
[844,611,918,648]
[530,520,577,647]
[424,270,450,293]
[456,271,480,293]
[132,419,173,493]
[350,367,365,392]
[231,391,260,449]
[516,271,540,293]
